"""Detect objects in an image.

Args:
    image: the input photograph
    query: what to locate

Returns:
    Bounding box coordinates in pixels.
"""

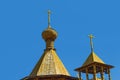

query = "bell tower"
[75,34,114,80]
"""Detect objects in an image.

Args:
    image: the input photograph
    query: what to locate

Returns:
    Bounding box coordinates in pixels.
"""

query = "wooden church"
[22,10,114,80]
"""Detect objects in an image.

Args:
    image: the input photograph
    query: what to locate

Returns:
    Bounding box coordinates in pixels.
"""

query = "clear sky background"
[0,0,120,80]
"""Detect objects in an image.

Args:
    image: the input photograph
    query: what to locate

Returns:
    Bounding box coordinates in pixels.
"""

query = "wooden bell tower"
[75,34,114,80]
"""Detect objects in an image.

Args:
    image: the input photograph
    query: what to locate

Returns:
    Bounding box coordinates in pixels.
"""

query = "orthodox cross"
[48,10,51,28]
[89,34,94,52]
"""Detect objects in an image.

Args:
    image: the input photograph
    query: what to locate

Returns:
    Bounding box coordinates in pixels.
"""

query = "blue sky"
[0,0,120,80]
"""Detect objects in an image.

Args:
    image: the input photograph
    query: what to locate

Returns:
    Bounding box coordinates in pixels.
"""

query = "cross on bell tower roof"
[82,34,104,67]
[89,34,94,53]
[75,34,114,80]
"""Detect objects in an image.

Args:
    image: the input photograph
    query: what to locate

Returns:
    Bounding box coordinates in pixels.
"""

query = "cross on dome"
[48,10,51,28]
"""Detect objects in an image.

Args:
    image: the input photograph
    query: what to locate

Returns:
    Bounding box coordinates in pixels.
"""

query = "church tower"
[75,34,114,80]
[22,10,77,80]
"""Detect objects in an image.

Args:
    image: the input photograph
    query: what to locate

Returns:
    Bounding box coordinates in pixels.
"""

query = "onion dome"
[42,27,57,41]
[42,10,58,41]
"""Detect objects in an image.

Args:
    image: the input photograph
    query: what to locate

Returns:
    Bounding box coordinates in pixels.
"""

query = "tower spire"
[89,34,94,53]
[42,10,57,49]
[48,10,51,28]
[28,11,70,78]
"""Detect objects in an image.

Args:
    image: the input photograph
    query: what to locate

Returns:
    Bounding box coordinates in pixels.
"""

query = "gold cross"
[89,34,94,52]
[48,10,51,28]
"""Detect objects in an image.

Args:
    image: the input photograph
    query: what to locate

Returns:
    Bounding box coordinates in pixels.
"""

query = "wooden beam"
[100,66,104,80]
[86,68,89,80]
[93,65,97,80]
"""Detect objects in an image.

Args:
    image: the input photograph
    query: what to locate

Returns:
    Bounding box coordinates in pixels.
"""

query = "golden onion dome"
[42,10,57,41]
[42,27,57,41]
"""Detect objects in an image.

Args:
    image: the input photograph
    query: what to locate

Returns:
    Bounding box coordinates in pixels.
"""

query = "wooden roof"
[82,52,105,67]
[22,75,78,80]
[30,49,70,76]
[75,52,114,74]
